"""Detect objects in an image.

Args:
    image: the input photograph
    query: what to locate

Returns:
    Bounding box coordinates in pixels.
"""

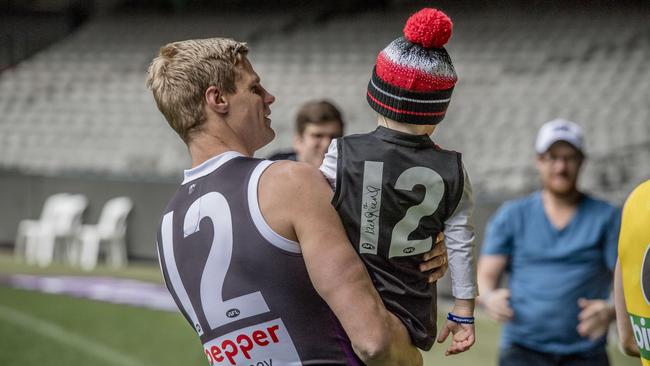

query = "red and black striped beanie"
[367,8,457,125]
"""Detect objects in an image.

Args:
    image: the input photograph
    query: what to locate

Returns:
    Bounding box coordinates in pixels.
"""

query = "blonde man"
[147,38,447,366]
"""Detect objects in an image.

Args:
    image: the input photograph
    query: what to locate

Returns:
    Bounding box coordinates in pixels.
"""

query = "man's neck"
[188,129,253,168]
[377,116,435,135]
[541,188,582,209]
[541,188,582,230]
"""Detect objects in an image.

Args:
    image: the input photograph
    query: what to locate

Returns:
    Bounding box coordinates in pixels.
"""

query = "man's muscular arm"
[260,161,422,366]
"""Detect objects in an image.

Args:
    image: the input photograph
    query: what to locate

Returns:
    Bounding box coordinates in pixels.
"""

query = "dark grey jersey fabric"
[333,126,464,350]
[157,156,361,365]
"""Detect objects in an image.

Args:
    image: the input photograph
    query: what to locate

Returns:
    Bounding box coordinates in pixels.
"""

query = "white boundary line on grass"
[0,304,145,366]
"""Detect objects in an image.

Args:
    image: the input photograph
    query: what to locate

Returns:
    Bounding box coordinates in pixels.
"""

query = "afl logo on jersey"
[226,309,240,318]
[403,247,415,254]
[642,244,650,305]
[361,243,375,250]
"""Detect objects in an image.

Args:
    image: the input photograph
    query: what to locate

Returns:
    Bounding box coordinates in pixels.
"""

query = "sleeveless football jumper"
[333,127,464,350]
[157,153,361,366]
[619,180,650,365]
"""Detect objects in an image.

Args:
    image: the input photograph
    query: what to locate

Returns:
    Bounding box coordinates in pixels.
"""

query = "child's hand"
[436,319,475,356]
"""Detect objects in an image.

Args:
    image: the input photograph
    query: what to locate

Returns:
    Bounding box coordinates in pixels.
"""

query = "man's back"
[157,152,359,365]
[332,126,464,350]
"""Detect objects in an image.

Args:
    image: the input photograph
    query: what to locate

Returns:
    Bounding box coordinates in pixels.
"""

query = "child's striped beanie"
[367,8,457,125]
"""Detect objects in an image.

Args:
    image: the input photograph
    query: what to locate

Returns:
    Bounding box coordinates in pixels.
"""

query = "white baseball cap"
[535,118,585,154]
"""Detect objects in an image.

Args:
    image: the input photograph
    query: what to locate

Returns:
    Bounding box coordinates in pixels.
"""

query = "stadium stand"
[0,2,648,260]
[0,13,71,72]
[0,12,295,179]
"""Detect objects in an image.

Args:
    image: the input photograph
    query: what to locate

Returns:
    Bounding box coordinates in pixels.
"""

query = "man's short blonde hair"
[146,38,248,143]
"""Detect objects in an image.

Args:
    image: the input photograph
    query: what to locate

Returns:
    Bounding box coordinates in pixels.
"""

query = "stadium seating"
[0,6,648,202]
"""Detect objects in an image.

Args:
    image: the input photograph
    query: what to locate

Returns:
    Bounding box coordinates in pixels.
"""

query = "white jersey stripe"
[248,160,302,254]
[161,211,204,336]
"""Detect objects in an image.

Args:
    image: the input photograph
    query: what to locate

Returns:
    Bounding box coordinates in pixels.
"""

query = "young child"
[320,8,477,354]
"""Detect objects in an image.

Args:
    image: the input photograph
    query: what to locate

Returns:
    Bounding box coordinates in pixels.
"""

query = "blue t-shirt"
[482,191,620,355]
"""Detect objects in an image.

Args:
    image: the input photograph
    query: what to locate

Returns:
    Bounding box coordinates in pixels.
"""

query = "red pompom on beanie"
[366,8,458,125]
[403,8,453,48]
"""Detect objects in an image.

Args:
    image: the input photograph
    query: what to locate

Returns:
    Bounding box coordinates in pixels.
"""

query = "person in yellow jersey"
[615,179,650,364]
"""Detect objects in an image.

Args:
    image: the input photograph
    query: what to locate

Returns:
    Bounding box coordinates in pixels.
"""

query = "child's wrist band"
[447,312,475,324]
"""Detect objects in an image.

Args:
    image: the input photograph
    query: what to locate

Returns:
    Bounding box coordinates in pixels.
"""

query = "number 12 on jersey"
[161,192,270,336]
[359,161,445,258]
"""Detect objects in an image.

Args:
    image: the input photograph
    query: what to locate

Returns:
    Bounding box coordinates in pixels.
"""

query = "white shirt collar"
[182,151,244,185]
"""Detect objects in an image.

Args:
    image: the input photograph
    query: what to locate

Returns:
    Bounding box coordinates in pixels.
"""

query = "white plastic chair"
[19,194,88,267]
[14,193,70,261]
[78,197,133,271]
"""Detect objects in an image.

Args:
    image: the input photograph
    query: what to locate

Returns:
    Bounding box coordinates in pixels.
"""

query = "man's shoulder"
[486,193,539,228]
[498,192,540,214]
[633,180,650,196]
[268,149,297,161]
[581,193,620,215]
[262,160,324,190]
[625,180,650,211]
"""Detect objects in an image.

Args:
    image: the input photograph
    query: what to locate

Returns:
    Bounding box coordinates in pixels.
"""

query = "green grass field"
[0,254,639,366]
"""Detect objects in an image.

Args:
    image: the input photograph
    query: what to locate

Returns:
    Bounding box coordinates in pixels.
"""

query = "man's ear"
[205,85,229,114]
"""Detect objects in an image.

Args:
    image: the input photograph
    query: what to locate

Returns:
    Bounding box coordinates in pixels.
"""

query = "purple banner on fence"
[1,274,178,312]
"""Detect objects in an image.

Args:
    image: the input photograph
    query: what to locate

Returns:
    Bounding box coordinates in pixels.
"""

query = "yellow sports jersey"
[619,180,650,365]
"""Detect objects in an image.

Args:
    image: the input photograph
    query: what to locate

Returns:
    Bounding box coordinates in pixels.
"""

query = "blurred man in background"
[269,99,344,167]
[614,179,650,363]
[478,119,620,366]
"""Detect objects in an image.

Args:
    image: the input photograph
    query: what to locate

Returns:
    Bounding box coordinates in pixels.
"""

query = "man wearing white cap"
[477,119,621,365]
